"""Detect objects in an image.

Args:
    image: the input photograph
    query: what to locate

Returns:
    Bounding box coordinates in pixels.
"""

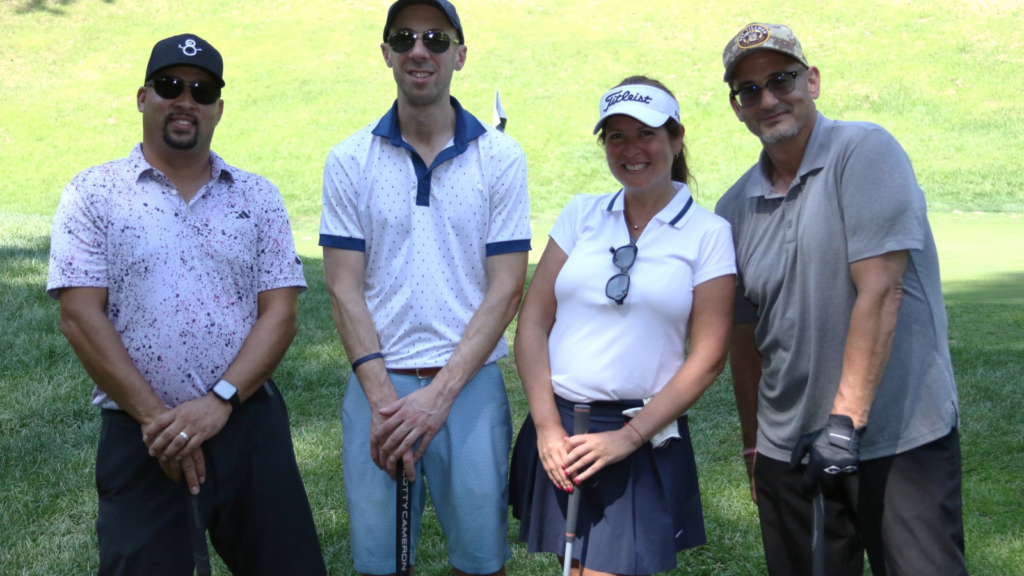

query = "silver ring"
[179,431,190,442]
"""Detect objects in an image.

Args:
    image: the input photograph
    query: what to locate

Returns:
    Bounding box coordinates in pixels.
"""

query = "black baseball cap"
[145,34,225,87]
[383,0,464,44]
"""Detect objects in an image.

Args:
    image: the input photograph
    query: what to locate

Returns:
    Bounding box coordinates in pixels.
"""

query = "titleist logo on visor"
[602,90,653,111]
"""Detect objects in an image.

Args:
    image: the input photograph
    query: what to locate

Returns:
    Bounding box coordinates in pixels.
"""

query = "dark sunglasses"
[729,70,802,109]
[386,30,455,54]
[149,76,221,105]
[605,240,638,306]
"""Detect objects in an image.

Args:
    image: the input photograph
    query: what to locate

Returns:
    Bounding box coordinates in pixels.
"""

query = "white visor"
[593,84,681,134]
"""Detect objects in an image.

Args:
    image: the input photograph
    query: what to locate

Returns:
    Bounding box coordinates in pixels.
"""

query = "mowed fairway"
[2,0,1023,574]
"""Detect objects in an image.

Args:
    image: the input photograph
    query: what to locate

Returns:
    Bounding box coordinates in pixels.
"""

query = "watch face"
[214,380,237,400]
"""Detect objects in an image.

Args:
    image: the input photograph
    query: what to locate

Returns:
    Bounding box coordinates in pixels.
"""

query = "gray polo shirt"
[715,113,959,462]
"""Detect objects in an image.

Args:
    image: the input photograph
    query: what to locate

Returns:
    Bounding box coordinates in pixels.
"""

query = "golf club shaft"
[812,487,825,576]
[189,493,211,576]
[396,460,411,576]
[562,404,591,576]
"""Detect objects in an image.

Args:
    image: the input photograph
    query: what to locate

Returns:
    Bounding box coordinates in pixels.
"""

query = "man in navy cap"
[48,34,326,575]
[320,1,531,574]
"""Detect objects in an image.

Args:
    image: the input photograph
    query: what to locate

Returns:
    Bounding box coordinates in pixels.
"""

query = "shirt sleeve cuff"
[485,239,532,256]
[319,235,366,252]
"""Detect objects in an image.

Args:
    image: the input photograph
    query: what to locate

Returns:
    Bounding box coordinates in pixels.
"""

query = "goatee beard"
[163,116,200,150]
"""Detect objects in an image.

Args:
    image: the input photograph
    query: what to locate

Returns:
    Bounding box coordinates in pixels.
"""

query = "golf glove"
[790,414,865,493]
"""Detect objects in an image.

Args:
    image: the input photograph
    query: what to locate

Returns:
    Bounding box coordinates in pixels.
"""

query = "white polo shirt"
[548,183,735,402]
[47,144,308,409]
[320,98,531,368]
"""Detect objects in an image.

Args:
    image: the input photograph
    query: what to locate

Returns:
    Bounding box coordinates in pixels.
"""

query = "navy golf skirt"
[509,395,706,575]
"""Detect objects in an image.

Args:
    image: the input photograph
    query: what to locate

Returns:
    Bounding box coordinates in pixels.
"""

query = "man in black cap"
[47,34,326,575]
[320,1,531,575]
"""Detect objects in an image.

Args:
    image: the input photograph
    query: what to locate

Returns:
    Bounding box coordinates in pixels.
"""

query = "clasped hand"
[558,427,643,486]
[142,394,232,494]
[372,384,454,482]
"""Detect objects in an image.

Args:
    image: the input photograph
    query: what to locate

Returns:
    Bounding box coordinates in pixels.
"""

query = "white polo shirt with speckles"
[319,98,531,368]
[47,144,307,410]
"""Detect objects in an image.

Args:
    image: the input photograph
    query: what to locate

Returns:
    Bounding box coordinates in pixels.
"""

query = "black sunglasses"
[149,76,221,105]
[386,30,455,54]
[605,240,638,305]
[729,70,802,109]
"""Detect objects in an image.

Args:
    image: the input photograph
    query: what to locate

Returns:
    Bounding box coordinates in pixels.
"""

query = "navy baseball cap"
[145,34,225,87]
[383,0,464,44]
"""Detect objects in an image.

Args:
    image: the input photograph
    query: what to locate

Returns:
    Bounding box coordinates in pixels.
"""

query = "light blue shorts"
[342,362,512,575]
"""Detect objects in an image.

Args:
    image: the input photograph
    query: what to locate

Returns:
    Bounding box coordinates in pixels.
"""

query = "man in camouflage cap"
[715,22,968,576]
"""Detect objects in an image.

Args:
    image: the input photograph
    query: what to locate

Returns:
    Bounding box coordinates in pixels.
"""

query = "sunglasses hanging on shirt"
[606,240,638,305]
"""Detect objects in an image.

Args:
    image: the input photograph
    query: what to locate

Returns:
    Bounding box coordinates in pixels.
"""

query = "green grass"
[2,0,1024,574]
[2,212,1023,574]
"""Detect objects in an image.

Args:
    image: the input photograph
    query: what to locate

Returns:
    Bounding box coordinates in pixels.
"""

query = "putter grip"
[564,404,591,538]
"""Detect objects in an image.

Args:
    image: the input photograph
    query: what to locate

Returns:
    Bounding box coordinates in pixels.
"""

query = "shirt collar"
[371,96,487,153]
[605,181,696,229]
[746,111,832,199]
[126,143,236,184]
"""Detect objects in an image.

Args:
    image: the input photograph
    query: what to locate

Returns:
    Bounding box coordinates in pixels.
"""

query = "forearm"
[832,289,902,427]
[514,322,562,432]
[324,248,395,408]
[59,290,166,425]
[220,288,299,402]
[430,252,527,402]
[832,252,907,428]
[630,354,724,441]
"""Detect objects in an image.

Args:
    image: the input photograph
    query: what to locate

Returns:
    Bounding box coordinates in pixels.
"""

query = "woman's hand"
[562,427,644,484]
[536,423,575,492]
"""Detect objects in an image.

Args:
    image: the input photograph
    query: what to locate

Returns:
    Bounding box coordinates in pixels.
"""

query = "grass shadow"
[15,0,114,15]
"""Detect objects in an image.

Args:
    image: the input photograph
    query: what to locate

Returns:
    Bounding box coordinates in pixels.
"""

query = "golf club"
[811,486,825,576]
[396,459,411,576]
[562,404,591,576]
[189,493,211,576]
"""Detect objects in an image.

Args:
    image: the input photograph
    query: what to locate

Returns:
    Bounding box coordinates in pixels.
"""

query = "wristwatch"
[212,379,241,410]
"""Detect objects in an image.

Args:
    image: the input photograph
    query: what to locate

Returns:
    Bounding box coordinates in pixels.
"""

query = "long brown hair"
[597,75,694,188]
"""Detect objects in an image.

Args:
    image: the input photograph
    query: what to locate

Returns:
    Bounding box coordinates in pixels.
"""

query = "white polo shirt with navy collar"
[547,182,735,402]
[320,97,531,368]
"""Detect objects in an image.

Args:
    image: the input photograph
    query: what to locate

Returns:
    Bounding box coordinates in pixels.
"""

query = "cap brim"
[593,105,670,134]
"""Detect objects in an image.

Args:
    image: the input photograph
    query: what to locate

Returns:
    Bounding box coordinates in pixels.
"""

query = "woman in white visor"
[510,76,737,575]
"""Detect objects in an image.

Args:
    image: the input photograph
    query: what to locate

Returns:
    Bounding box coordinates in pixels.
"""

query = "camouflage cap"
[722,23,808,82]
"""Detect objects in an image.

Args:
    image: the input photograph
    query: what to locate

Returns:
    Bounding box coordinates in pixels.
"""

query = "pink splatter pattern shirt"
[47,144,307,410]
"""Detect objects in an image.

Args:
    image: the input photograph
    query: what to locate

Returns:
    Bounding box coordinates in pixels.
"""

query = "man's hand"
[143,394,231,463]
[375,384,455,482]
[156,448,207,495]
[790,414,865,492]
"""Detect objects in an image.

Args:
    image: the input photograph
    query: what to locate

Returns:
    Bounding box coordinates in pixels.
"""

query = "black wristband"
[351,352,384,372]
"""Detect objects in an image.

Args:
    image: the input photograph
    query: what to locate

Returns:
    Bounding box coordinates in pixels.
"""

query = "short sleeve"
[838,128,926,262]
[548,195,584,255]
[319,146,366,252]
[692,222,737,286]
[46,177,108,299]
[484,137,532,256]
[256,181,307,294]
